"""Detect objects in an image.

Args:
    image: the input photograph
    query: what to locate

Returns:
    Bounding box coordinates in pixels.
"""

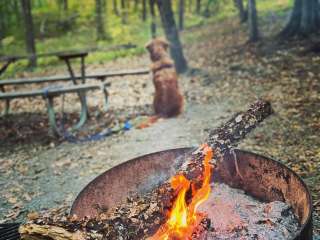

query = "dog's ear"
[145,40,153,52]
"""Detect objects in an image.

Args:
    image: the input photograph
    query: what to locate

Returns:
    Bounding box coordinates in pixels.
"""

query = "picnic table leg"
[4,100,10,115]
[0,86,10,115]
[101,84,109,111]
[44,93,88,137]
[0,59,15,76]
[0,59,15,115]
[80,56,86,84]
[45,96,62,136]
[73,91,88,130]
[63,58,89,117]
[64,59,77,85]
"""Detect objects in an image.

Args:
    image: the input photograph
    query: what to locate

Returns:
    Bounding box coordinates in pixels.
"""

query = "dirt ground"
[0,15,319,236]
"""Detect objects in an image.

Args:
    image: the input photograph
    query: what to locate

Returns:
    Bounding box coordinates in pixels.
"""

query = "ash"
[198,183,300,240]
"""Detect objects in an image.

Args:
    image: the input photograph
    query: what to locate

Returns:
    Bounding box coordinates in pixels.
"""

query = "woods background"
[0,0,296,73]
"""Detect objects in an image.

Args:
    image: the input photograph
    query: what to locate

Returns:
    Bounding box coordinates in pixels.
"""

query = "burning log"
[19,100,273,240]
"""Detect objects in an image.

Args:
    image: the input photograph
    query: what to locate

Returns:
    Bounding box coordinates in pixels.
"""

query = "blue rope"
[63,120,132,143]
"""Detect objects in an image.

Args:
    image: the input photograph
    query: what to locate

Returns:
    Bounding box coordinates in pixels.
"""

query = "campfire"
[149,145,213,239]
[18,100,313,240]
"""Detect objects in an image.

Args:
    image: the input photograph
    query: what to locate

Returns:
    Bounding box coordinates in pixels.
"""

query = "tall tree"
[149,0,157,38]
[121,0,128,24]
[234,0,247,23]
[56,0,68,13]
[203,0,213,18]
[248,0,259,42]
[142,0,147,21]
[134,0,139,11]
[0,3,5,50]
[156,0,188,73]
[112,0,119,16]
[178,0,185,30]
[280,0,320,38]
[188,0,192,12]
[63,0,68,12]
[21,0,36,67]
[196,0,201,14]
[95,0,106,40]
[0,19,3,50]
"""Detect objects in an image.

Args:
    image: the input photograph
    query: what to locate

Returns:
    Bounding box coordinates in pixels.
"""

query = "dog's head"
[145,38,170,61]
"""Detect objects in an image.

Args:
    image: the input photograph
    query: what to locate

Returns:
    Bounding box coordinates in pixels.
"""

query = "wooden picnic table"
[0,50,150,137]
[0,50,89,80]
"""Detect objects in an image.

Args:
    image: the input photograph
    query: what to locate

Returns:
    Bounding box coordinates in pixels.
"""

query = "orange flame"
[149,145,213,240]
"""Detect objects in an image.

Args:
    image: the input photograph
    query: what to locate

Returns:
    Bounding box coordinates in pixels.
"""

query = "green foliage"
[0,0,294,77]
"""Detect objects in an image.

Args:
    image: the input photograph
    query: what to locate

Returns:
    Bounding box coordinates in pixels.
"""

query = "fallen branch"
[19,100,273,240]
[19,224,85,240]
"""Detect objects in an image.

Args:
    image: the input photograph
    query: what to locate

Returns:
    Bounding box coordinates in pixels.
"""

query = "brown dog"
[145,38,183,117]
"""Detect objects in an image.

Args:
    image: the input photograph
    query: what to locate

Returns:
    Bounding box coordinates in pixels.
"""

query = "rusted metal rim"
[232,149,313,240]
[70,147,313,240]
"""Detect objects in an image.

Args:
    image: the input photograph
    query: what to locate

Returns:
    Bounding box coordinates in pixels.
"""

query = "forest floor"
[1,13,319,235]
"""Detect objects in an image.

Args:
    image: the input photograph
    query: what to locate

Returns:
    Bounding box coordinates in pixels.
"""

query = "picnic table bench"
[0,83,110,136]
[0,51,150,137]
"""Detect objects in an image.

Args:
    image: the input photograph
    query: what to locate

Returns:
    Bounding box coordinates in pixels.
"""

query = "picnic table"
[0,51,150,137]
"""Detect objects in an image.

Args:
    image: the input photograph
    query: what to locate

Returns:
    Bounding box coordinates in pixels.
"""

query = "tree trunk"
[0,4,4,50]
[188,0,192,12]
[95,0,106,40]
[134,0,139,11]
[196,0,201,14]
[248,0,259,42]
[203,0,212,18]
[121,0,128,24]
[21,0,37,68]
[149,0,157,38]
[156,0,188,74]
[280,0,320,38]
[62,0,68,12]
[234,0,247,23]
[142,0,147,21]
[112,0,119,16]
[178,0,185,31]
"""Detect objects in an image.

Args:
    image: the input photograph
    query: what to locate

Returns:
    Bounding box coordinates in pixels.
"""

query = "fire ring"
[71,148,313,240]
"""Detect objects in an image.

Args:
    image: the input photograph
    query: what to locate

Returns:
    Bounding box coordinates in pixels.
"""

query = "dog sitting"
[145,38,183,117]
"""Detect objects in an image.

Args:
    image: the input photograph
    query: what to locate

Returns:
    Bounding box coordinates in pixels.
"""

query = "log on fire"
[19,100,273,240]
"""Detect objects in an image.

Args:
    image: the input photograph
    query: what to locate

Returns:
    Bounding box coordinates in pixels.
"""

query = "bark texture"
[21,0,37,67]
[95,0,106,40]
[234,0,247,23]
[248,0,259,42]
[156,0,188,73]
[142,0,147,21]
[120,0,128,24]
[280,0,320,38]
[112,0,119,16]
[178,0,185,30]
[196,0,201,14]
[149,0,157,38]
[19,100,273,240]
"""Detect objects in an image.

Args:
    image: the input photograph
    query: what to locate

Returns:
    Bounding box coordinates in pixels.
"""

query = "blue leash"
[62,120,132,143]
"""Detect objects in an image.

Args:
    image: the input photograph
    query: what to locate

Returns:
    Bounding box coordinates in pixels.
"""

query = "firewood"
[19,100,273,240]
[19,224,86,240]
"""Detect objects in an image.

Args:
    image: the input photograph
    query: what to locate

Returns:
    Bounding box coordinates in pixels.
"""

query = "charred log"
[19,100,273,240]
